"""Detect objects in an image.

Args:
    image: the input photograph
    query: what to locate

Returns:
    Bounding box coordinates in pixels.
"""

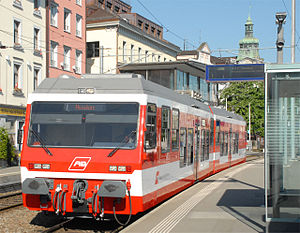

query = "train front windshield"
[28,102,139,148]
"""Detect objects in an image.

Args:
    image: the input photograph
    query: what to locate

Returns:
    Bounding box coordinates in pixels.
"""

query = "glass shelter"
[265,64,300,222]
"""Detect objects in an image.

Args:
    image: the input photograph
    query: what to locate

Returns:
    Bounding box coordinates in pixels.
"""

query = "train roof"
[34,74,244,122]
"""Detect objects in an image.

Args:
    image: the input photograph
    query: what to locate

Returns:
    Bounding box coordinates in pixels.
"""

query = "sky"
[126,0,300,64]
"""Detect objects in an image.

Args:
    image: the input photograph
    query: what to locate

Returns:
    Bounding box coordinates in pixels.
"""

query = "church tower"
[237,14,261,63]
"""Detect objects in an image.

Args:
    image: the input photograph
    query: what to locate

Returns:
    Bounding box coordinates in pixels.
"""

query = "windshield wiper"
[107,130,136,157]
[30,128,53,156]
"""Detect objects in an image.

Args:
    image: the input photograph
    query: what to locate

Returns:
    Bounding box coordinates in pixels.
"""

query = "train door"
[187,128,194,166]
[179,128,187,167]
[206,130,210,161]
[144,103,157,163]
[201,130,205,162]
[201,130,209,161]
[225,132,229,160]
[220,132,224,157]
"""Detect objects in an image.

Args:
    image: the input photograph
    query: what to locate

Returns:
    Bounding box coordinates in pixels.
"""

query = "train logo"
[68,157,91,171]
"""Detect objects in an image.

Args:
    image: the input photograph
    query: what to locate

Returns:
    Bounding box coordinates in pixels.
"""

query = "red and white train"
[21,74,246,224]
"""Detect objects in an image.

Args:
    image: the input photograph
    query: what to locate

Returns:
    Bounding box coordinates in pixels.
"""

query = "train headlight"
[42,164,51,170]
[118,166,126,172]
[109,165,117,172]
[29,163,51,170]
[33,163,42,169]
[109,165,132,172]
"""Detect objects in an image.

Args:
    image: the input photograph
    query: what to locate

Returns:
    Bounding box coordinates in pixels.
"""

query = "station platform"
[121,155,299,233]
[0,165,20,184]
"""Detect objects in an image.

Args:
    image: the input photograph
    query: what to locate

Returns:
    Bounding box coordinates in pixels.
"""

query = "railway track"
[40,217,127,233]
[0,182,23,211]
[0,181,21,193]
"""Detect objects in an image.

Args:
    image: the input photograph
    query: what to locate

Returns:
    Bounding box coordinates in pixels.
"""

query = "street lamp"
[276,12,287,64]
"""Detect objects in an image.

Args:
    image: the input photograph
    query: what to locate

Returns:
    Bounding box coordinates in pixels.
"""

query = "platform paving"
[121,157,271,233]
[0,166,20,184]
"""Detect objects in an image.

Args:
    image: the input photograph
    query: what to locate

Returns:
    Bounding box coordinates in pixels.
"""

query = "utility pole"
[249,102,251,151]
[291,0,295,63]
[100,46,104,74]
[276,12,287,64]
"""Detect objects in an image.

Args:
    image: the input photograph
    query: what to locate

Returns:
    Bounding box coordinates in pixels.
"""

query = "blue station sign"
[206,64,264,82]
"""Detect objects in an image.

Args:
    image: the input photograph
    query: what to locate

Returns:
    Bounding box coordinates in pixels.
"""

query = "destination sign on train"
[65,104,106,112]
[206,64,265,82]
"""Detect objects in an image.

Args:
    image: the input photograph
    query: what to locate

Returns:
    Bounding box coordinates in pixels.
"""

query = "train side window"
[225,133,228,156]
[237,133,239,152]
[172,108,179,151]
[195,127,200,162]
[187,128,194,165]
[220,132,224,157]
[201,130,205,162]
[234,133,237,154]
[235,133,239,154]
[206,130,210,160]
[210,119,214,146]
[216,120,220,145]
[145,103,157,149]
[161,106,171,153]
[230,132,233,154]
[179,128,187,167]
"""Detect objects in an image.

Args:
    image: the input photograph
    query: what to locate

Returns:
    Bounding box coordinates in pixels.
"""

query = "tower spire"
[248,2,252,19]
[237,5,260,63]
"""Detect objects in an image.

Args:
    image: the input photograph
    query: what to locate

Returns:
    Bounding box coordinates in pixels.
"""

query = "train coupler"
[71,180,88,204]
[40,194,50,209]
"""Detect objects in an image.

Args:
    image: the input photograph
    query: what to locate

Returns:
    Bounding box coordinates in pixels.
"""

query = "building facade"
[86,6,180,74]
[0,0,47,149]
[47,0,86,78]
[119,61,219,105]
[87,0,132,16]
[176,42,218,104]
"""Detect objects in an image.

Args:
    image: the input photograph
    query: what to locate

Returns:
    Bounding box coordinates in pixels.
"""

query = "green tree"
[220,81,264,137]
[0,128,16,166]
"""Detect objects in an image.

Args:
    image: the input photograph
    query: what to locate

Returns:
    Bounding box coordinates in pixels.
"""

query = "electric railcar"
[21,74,246,224]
